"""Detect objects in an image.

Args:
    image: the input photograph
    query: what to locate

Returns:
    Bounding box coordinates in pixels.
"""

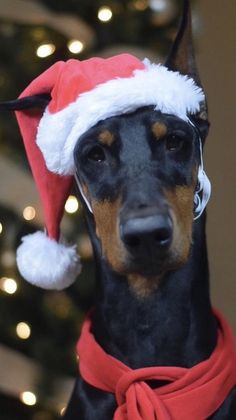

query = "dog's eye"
[87,146,106,162]
[165,134,184,152]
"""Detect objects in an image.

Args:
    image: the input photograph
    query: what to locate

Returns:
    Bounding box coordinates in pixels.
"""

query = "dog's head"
[72,1,209,294]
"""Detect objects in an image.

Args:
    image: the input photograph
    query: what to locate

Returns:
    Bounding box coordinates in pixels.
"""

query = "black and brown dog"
[1,0,236,418]
[64,2,236,418]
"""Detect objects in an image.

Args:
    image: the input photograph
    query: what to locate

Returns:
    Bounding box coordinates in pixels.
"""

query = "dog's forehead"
[78,107,194,148]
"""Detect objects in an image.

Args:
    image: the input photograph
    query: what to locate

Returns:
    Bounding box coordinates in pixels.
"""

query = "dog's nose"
[120,214,172,254]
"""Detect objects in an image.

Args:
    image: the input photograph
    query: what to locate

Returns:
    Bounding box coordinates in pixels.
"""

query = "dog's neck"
[85,211,217,370]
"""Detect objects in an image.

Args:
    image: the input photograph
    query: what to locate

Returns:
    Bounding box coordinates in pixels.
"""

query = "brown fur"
[98,130,115,147]
[164,165,198,266]
[127,274,161,298]
[151,122,167,140]
[165,185,194,265]
[92,197,128,272]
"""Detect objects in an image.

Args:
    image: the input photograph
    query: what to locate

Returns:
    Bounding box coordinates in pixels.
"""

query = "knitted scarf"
[77,309,236,419]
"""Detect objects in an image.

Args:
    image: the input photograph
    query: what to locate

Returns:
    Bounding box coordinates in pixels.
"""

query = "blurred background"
[0,0,235,418]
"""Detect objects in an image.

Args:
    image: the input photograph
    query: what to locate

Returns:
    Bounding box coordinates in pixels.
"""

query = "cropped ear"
[165,0,208,122]
[0,94,51,111]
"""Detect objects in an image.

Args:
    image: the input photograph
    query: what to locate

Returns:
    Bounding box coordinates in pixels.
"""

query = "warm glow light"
[36,43,56,58]
[0,277,17,294]
[98,6,113,22]
[23,206,36,221]
[64,195,79,214]
[20,391,37,406]
[134,0,148,11]
[0,223,2,234]
[16,322,31,339]
[60,407,66,416]
[68,40,84,54]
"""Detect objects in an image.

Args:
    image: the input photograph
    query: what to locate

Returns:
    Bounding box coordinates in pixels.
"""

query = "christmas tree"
[0,1,197,418]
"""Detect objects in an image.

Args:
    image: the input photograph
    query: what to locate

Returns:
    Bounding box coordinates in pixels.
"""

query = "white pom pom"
[16,231,82,290]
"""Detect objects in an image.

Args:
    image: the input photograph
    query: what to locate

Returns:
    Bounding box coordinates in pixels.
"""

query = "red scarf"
[77,309,236,419]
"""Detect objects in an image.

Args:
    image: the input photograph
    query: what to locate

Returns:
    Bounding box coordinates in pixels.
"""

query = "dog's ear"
[0,94,51,111]
[165,0,200,84]
[166,0,208,126]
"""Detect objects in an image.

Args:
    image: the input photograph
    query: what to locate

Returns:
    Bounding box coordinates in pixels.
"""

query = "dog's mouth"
[118,244,188,279]
[120,251,171,278]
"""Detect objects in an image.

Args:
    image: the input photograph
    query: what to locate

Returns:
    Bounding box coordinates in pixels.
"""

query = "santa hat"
[15,53,204,290]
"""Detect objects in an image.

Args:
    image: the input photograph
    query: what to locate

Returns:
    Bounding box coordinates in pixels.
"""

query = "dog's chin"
[106,247,189,278]
[113,252,187,278]
[127,264,165,278]
[120,256,169,278]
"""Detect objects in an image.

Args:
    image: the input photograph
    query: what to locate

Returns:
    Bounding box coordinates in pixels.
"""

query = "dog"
[64,1,236,418]
[1,0,236,418]
[63,1,236,418]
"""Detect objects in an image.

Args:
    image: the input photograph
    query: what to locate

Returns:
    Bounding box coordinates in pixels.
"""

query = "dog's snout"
[120,214,173,254]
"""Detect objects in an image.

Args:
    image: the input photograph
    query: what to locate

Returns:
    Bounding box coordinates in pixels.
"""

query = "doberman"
[64,1,236,418]
[1,0,236,418]
[63,2,236,418]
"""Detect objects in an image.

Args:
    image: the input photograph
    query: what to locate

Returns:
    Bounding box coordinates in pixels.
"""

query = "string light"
[16,322,31,340]
[98,6,113,22]
[64,195,79,214]
[36,43,56,58]
[0,222,2,234]
[67,40,84,54]
[20,391,37,406]
[23,206,36,221]
[133,0,148,11]
[0,277,18,294]
[60,407,66,416]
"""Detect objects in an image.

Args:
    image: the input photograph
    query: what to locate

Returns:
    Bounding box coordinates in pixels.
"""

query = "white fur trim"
[16,231,82,290]
[37,60,205,175]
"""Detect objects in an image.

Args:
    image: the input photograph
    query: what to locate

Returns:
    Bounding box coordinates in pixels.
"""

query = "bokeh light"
[36,43,56,58]
[67,40,84,54]
[0,277,17,294]
[23,206,36,221]
[16,322,31,340]
[98,6,113,22]
[64,195,79,214]
[20,391,37,406]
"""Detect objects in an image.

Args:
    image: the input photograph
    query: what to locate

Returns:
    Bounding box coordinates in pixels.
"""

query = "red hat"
[15,53,204,290]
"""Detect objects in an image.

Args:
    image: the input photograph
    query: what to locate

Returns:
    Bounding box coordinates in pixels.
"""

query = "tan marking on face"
[151,122,167,140]
[92,197,128,272]
[128,274,161,298]
[167,186,194,263]
[165,168,198,266]
[98,130,115,147]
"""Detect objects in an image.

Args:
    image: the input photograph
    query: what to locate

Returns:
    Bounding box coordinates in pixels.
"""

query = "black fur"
[0,94,51,111]
[64,108,236,419]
